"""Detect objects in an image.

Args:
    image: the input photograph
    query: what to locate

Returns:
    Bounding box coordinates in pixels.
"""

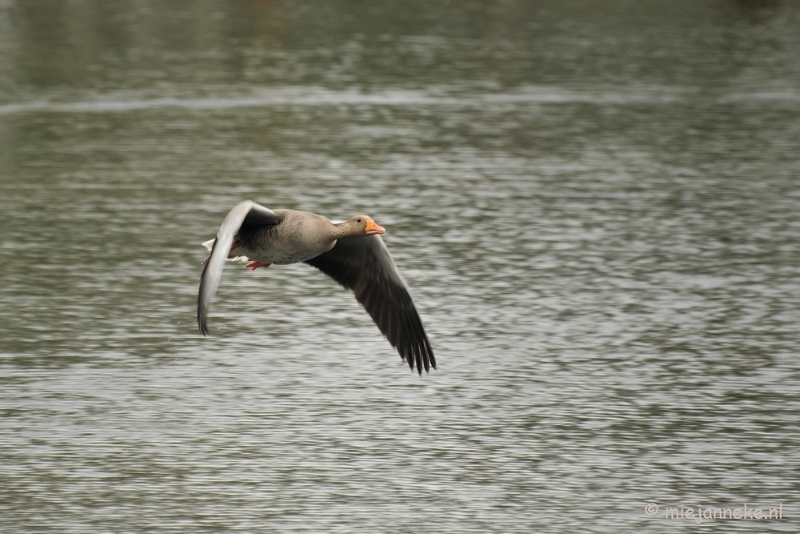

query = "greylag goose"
[198,200,435,374]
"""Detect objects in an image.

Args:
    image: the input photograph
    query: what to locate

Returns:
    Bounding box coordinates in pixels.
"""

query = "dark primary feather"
[305,235,436,375]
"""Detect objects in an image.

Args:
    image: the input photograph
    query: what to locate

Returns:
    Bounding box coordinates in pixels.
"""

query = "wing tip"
[405,344,436,376]
[197,309,209,336]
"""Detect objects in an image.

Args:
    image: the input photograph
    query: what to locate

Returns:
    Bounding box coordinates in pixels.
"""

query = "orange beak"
[365,220,386,235]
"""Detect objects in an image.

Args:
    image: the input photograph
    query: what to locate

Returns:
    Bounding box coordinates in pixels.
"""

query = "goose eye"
[357,218,362,223]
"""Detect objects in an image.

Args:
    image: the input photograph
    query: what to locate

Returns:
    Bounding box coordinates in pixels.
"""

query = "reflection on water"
[1,1,799,532]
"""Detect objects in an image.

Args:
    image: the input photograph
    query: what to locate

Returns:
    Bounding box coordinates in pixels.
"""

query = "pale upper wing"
[198,201,282,335]
[304,235,435,375]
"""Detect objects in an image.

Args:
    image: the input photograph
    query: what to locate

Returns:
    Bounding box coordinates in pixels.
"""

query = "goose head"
[340,215,386,237]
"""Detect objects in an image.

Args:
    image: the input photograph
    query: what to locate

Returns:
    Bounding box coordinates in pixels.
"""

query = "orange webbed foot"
[246,261,272,270]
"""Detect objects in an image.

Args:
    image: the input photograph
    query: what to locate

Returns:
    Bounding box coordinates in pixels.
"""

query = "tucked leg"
[246,261,272,270]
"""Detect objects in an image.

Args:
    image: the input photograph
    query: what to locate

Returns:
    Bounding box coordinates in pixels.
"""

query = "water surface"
[1,1,799,532]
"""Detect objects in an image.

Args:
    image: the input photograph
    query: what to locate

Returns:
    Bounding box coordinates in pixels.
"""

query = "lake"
[1,1,799,532]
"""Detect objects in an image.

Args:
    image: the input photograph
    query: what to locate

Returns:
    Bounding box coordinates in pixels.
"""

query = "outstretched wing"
[304,235,435,375]
[198,201,282,335]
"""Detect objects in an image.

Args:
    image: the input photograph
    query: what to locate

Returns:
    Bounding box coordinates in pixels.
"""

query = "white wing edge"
[198,200,260,335]
[202,239,248,263]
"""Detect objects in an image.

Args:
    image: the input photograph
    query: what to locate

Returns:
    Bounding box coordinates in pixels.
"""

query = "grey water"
[1,1,799,532]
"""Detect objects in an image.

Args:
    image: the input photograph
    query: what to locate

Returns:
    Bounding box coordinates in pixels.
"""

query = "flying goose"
[198,200,435,374]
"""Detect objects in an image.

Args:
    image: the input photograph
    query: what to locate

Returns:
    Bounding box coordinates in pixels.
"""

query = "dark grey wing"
[198,200,282,335]
[304,235,435,375]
